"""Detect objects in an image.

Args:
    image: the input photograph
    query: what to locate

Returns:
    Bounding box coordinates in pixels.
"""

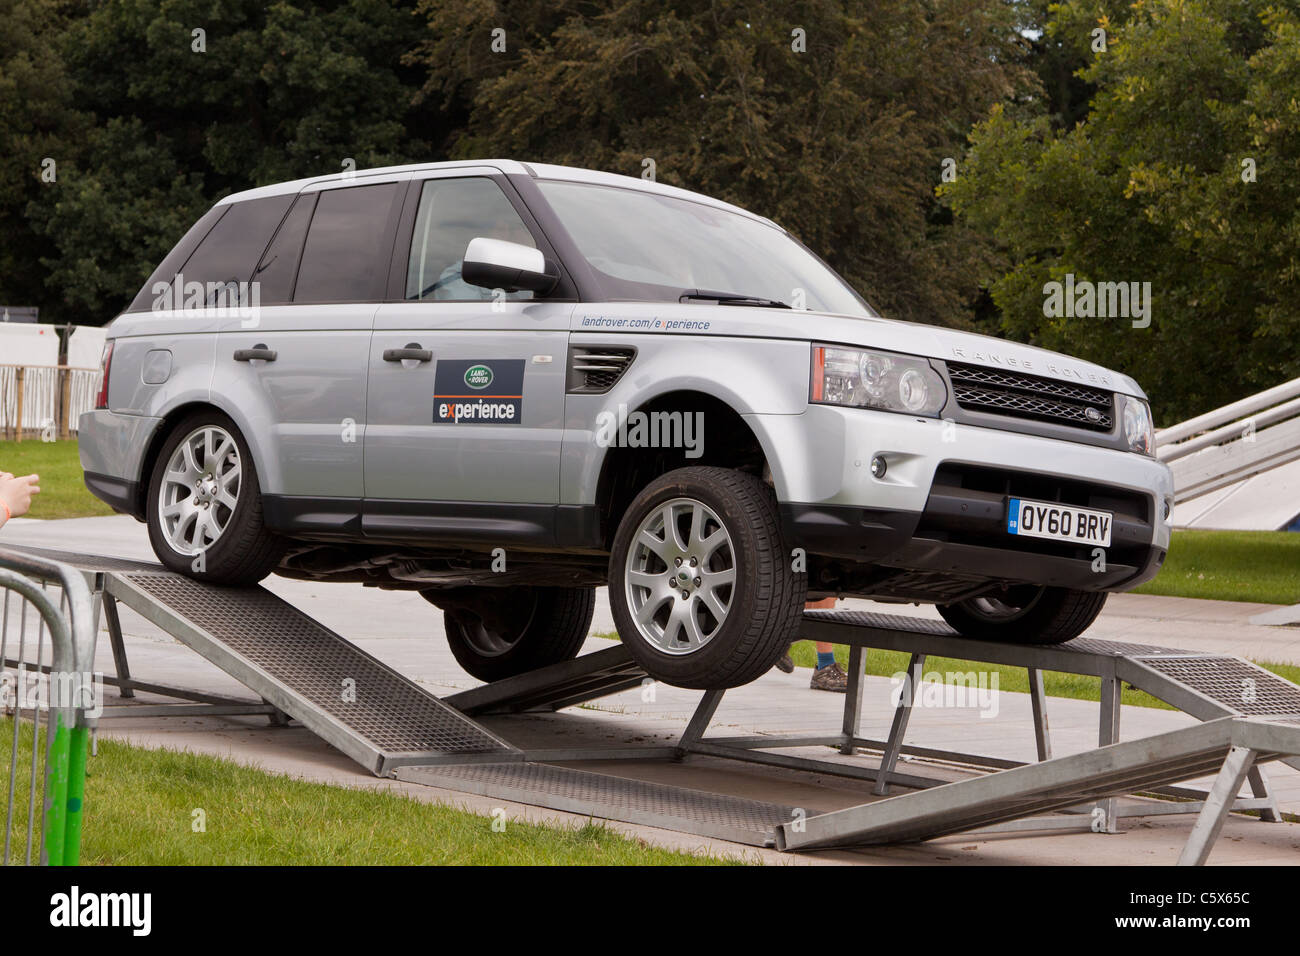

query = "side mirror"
[461,238,558,294]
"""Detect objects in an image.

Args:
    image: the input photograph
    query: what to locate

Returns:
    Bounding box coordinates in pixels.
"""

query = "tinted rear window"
[177,194,294,297]
[126,205,226,313]
[294,183,400,303]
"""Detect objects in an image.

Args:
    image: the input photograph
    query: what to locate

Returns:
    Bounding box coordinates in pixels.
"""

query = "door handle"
[382,344,433,363]
[233,345,277,362]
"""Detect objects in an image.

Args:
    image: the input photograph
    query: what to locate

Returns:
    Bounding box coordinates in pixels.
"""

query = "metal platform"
[6,544,1300,863]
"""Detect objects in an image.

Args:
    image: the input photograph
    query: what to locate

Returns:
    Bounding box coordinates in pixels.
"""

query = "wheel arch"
[134,400,272,517]
[592,390,778,549]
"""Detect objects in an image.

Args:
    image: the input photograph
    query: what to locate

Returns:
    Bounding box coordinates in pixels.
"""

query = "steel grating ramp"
[777,717,1300,853]
[396,760,807,847]
[444,644,647,715]
[105,570,519,775]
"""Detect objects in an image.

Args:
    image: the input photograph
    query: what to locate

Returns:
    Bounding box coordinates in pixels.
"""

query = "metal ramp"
[104,569,518,775]
[7,545,1300,863]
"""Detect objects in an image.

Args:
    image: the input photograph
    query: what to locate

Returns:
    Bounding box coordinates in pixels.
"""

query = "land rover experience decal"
[434,359,524,424]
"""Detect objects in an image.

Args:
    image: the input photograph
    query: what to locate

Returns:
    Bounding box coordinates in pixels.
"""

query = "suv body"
[80,160,1174,688]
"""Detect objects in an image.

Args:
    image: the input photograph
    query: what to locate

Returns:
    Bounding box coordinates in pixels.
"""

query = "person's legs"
[772,597,847,691]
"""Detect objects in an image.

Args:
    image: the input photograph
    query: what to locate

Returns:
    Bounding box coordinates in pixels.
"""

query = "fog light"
[870,455,887,479]
[1163,497,1172,521]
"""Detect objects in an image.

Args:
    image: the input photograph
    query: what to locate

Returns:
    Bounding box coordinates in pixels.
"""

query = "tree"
[0,0,82,314]
[411,0,1038,328]
[22,0,436,324]
[944,0,1300,422]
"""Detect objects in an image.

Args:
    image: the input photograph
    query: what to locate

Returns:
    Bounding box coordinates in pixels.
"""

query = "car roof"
[214,159,779,229]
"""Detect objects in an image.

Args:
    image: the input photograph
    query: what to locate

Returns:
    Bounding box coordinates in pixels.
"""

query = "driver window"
[405,177,537,301]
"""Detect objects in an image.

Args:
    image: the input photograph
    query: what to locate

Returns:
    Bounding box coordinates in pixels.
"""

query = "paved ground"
[3,514,1300,866]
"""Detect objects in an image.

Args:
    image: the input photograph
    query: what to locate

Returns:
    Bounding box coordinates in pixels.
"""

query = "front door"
[363,174,571,544]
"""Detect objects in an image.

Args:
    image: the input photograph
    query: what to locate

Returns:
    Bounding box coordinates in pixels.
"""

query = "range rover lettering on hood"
[948,345,1113,388]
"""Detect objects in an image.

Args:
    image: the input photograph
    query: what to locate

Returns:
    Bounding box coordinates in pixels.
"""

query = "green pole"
[42,717,71,866]
[63,726,89,865]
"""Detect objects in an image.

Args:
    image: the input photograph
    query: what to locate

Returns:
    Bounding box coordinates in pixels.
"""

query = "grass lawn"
[0,438,114,519]
[1134,528,1300,605]
[593,632,1300,711]
[1,718,739,865]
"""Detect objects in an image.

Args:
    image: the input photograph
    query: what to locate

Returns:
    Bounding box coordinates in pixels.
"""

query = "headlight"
[811,345,947,417]
[1121,395,1154,455]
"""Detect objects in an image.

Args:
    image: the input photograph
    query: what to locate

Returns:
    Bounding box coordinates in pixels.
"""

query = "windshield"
[536,180,874,317]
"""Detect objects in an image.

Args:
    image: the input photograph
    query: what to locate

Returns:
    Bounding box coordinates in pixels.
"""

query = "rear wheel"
[145,411,284,585]
[608,466,805,689]
[937,585,1107,645]
[425,586,595,682]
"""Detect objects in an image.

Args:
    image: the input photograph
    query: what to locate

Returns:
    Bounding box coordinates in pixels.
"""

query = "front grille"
[567,346,636,394]
[947,362,1114,431]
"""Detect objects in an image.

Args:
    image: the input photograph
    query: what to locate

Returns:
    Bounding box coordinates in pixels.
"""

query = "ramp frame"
[8,545,1300,863]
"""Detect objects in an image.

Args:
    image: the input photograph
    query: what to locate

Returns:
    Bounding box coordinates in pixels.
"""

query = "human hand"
[0,473,40,524]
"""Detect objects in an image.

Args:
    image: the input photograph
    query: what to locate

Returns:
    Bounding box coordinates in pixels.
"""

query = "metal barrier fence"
[0,365,101,440]
[0,549,96,865]
[1156,374,1300,504]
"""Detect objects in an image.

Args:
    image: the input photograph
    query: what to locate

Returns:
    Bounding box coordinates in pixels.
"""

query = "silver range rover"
[79,160,1174,689]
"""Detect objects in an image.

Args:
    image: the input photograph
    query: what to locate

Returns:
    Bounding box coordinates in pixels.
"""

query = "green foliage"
[9,0,436,324]
[945,0,1300,421]
[0,0,83,310]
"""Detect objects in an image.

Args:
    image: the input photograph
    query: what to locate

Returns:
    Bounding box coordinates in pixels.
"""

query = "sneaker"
[810,661,848,693]
[773,644,795,674]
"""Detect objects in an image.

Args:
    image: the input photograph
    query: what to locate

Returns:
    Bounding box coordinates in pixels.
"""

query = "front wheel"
[937,585,1107,645]
[608,466,805,689]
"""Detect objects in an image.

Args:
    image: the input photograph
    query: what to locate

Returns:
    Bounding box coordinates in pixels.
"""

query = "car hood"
[572,304,1145,399]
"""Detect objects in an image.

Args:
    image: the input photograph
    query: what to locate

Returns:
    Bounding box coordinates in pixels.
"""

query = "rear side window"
[252,193,317,305]
[294,183,400,303]
[126,205,227,313]
[172,195,294,307]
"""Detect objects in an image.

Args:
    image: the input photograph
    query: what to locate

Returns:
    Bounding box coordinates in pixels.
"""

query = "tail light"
[95,341,114,410]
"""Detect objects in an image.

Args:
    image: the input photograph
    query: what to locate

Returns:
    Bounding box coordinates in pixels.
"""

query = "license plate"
[1007,497,1112,548]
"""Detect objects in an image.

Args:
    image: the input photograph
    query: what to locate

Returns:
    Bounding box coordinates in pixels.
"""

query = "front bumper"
[761,405,1173,593]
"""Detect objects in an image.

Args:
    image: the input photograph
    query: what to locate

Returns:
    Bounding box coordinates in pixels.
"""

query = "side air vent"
[567,346,636,394]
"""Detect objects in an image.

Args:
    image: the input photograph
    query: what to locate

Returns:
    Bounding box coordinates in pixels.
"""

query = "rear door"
[215,177,407,530]
[364,171,573,543]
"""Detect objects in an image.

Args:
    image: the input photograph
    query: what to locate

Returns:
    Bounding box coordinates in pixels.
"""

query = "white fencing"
[0,365,102,438]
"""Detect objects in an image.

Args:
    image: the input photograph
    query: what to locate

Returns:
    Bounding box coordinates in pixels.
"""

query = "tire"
[936,585,1107,645]
[145,410,284,585]
[428,586,595,683]
[608,466,805,689]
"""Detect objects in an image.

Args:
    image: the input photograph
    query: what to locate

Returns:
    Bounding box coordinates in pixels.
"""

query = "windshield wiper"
[679,289,792,309]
